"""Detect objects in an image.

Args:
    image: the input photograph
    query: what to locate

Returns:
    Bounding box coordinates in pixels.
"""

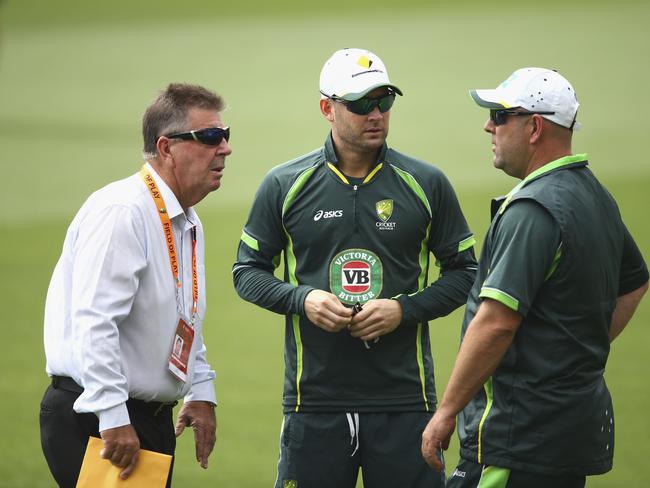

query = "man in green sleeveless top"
[422,68,649,488]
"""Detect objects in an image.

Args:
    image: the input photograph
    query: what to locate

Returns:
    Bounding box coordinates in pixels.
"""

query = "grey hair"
[141,83,225,157]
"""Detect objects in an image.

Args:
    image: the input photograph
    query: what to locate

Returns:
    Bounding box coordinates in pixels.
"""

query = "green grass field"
[1,0,649,486]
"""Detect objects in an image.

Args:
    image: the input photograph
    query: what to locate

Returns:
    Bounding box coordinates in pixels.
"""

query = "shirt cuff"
[479,286,521,313]
[184,379,217,406]
[395,294,418,323]
[97,402,131,432]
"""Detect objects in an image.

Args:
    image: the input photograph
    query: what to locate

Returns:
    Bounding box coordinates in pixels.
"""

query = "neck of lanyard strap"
[140,166,198,324]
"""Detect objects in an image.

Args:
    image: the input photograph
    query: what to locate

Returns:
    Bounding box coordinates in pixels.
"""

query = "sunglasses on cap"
[489,109,555,127]
[165,126,230,146]
[325,90,396,116]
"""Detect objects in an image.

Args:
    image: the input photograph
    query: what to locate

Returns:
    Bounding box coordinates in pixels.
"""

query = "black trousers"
[40,377,177,488]
[276,412,446,488]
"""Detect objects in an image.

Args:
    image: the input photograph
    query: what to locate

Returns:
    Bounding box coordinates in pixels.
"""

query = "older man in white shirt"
[40,83,232,488]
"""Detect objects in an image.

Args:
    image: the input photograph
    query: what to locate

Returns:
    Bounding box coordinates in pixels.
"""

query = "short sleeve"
[619,224,649,295]
[480,200,561,316]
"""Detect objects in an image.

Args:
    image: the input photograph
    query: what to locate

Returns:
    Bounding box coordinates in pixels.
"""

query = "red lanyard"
[140,166,198,323]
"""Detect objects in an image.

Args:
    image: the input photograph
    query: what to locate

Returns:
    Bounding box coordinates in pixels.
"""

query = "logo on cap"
[357,56,372,69]
[329,249,383,304]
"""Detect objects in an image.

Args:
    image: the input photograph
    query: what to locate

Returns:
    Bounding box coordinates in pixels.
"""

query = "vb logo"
[342,261,371,293]
[329,249,383,305]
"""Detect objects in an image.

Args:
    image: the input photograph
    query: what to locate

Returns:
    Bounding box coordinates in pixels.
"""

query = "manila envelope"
[76,436,172,488]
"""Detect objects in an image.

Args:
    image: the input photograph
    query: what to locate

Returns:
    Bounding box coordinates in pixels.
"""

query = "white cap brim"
[469,89,513,109]
[335,83,403,101]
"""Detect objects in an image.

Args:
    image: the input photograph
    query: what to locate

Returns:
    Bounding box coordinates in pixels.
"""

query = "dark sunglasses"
[330,91,396,116]
[489,109,555,126]
[165,126,230,146]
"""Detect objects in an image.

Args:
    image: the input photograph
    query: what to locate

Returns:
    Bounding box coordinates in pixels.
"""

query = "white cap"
[319,48,403,101]
[470,67,580,130]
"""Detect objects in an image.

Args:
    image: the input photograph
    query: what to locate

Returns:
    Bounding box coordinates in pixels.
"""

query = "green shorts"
[447,458,586,488]
[275,411,444,488]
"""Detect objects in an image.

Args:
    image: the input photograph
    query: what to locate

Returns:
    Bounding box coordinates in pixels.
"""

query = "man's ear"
[529,114,544,144]
[156,136,174,163]
[320,98,335,122]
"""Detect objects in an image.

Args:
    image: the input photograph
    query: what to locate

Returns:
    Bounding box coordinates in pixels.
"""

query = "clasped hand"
[304,290,402,340]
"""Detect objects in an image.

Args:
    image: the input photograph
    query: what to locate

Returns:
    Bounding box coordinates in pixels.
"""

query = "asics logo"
[451,469,466,478]
[313,209,343,221]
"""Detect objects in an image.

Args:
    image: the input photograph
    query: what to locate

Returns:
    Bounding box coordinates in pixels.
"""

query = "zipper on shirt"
[353,184,359,233]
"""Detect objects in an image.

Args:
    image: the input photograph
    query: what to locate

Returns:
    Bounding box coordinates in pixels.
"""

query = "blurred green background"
[1,0,648,486]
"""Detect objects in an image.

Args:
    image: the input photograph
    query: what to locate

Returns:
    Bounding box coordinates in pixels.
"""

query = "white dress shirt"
[44,163,216,432]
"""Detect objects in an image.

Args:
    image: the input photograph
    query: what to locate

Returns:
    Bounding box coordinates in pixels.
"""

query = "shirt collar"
[496,153,588,217]
[144,162,185,220]
[518,153,588,189]
[323,132,388,184]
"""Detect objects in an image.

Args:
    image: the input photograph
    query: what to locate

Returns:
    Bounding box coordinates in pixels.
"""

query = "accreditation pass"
[168,317,195,382]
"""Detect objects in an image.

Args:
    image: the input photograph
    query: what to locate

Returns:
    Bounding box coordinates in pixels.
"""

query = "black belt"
[51,376,178,416]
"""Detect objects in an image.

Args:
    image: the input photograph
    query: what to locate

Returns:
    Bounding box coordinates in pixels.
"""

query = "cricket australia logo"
[375,199,396,231]
[329,248,383,305]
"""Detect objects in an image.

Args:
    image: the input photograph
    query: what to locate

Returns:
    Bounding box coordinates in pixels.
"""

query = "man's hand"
[304,290,352,332]
[421,299,521,471]
[348,299,402,341]
[421,408,456,471]
[100,424,140,480]
[175,401,217,469]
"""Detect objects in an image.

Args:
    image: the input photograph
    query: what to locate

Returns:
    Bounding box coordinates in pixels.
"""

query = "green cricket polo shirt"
[457,154,649,476]
[234,134,477,413]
